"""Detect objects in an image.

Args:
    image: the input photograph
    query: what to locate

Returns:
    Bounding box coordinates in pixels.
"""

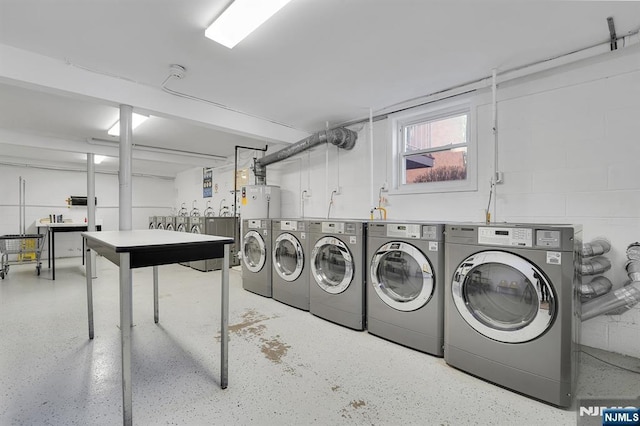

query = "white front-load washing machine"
[149,216,157,229]
[444,223,581,407]
[242,219,272,297]
[155,216,166,230]
[367,222,444,356]
[272,219,309,311]
[308,220,366,330]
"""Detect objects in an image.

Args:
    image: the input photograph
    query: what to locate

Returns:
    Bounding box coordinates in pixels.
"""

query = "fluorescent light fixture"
[205,0,293,49]
[107,113,149,136]
[93,155,106,164]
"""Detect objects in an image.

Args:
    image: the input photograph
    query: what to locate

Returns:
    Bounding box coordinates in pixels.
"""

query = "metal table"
[82,229,234,426]
[37,223,102,280]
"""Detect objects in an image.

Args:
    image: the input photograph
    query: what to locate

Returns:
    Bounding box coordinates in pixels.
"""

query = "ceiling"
[1,0,639,177]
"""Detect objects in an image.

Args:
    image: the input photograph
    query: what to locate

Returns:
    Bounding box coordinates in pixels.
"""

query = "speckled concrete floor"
[1,258,639,425]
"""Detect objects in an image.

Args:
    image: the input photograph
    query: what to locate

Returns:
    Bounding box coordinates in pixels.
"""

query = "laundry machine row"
[240,219,582,406]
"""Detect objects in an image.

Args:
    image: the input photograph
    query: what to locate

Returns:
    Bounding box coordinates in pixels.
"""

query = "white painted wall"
[171,48,640,357]
[0,164,175,258]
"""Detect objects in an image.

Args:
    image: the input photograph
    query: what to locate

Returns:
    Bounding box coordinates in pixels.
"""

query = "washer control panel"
[322,221,346,234]
[386,224,421,239]
[478,227,532,247]
[281,220,298,231]
[536,230,561,248]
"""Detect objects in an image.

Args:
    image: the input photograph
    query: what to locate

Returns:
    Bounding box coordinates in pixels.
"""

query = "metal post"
[221,244,230,389]
[87,153,97,277]
[153,265,159,323]
[119,104,133,326]
[119,252,133,426]
[119,105,133,232]
[85,242,94,339]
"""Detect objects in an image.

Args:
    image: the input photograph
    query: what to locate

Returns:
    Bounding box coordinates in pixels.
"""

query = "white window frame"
[390,97,477,194]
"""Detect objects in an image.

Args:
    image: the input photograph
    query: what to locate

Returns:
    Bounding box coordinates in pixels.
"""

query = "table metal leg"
[153,265,159,324]
[51,230,56,280]
[221,244,229,389]
[47,228,51,269]
[85,242,94,340]
[119,252,133,426]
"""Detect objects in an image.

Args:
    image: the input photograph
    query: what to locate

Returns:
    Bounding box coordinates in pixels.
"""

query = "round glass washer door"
[191,225,201,234]
[273,233,304,281]
[370,242,434,312]
[311,237,353,294]
[452,250,556,343]
[243,230,266,273]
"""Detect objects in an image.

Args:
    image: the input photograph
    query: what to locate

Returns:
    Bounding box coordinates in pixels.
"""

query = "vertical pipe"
[369,107,374,210]
[491,69,498,220]
[87,153,97,277]
[119,104,133,231]
[18,177,23,234]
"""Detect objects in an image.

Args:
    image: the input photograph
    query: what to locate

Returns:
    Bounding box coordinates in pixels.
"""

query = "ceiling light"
[108,113,149,136]
[93,155,106,164]
[205,0,293,49]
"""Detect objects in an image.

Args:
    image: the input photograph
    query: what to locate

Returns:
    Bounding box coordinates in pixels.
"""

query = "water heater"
[241,185,281,219]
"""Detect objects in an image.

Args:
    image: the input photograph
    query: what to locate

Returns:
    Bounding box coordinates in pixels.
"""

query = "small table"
[82,229,234,426]
[37,223,102,280]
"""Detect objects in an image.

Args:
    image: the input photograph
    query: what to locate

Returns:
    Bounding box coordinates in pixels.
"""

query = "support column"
[119,104,133,232]
[87,153,97,277]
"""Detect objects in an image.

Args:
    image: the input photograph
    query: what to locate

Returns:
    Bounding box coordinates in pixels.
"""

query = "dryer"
[175,216,188,233]
[164,216,175,231]
[155,216,166,230]
[242,219,272,297]
[367,222,444,355]
[308,220,366,330]
[272,219,309,311]
[444,223,581,407]
[188,216,203,234]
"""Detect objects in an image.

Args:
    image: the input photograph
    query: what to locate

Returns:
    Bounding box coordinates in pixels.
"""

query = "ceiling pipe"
[254,127,357,185]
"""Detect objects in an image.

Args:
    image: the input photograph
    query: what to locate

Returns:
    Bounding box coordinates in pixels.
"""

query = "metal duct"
[254,127,358,185]
[581,256,612,275]
[581,281,640,321]
[579,276,613,301]
[582,238,611,257]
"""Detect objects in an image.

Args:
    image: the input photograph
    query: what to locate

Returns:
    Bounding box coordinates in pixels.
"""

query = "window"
[391,100,476,193]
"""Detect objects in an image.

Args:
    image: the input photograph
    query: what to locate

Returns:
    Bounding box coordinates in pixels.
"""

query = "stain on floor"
[260,335,291,364]
[215,309,277,341]
[331,385,341,392]
[350,400,366,409]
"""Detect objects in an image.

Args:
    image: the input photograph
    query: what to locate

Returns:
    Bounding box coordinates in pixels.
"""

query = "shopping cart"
[0,234,45,279]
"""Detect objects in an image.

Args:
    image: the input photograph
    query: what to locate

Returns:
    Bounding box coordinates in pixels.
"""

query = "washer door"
[191,225,201,234]
[370,242,434,312]
[149,222,156,229]
[452,250,555,343]
[273,233,304,282]
[157,223,165,230]
[311,237,353,294]
[176,223,186,232]
[243,230,266,273]
[166,224,174,231]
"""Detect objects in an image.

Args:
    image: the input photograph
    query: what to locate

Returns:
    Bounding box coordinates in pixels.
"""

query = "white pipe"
[369,107,374,209]
[491,68,498,221]
[119,104,133,231]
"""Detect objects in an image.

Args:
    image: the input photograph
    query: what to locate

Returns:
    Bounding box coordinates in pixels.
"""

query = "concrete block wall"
[0,164,175,258]
[272,47,640,357]
[172,47,639,357]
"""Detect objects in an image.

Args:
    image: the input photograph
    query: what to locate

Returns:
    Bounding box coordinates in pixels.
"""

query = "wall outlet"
[303,189,312,198]
[495,171,504,184]
[334,186,342,195]
[381,182,389,192]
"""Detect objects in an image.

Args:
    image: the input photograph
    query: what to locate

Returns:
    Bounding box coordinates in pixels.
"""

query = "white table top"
[82,229,233,252]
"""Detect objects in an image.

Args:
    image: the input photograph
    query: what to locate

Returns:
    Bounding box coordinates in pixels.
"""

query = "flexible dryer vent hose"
[579,276,613,301]
[581,281,640,321]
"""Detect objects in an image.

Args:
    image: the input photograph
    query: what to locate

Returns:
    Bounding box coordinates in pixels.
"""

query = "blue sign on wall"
[203,168,213,198]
